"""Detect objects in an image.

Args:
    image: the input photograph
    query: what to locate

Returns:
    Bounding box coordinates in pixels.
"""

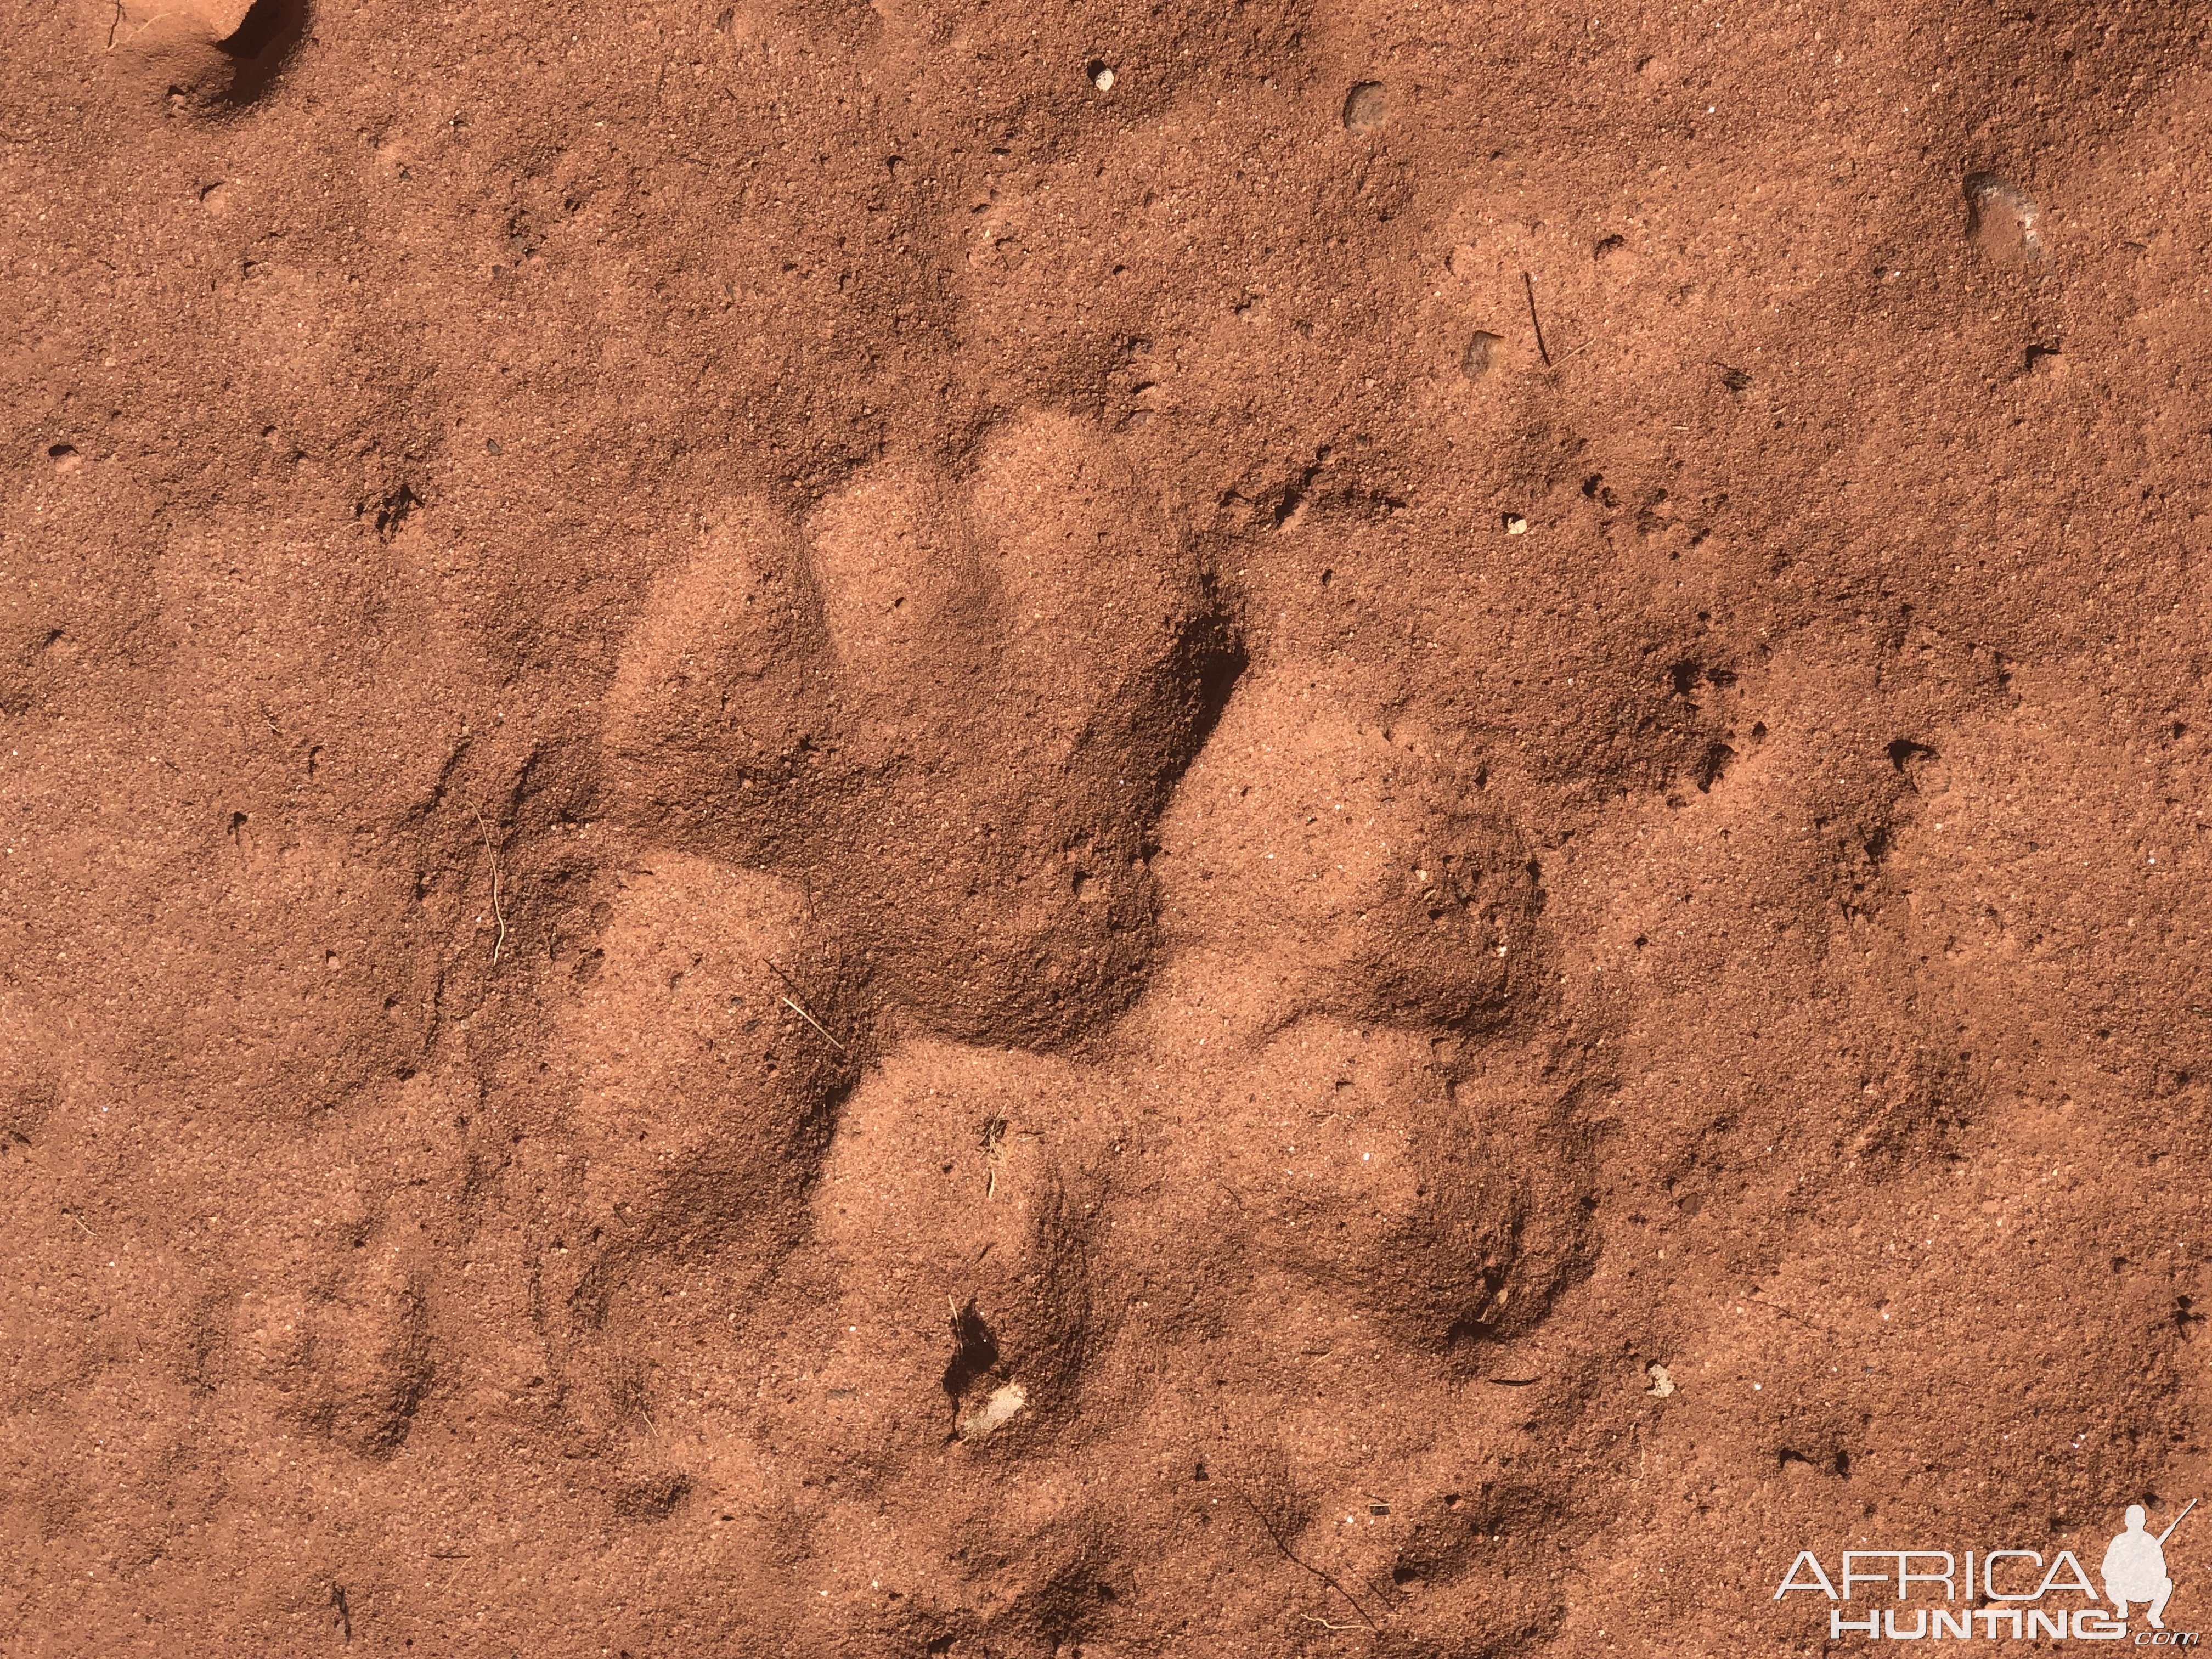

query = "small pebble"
[958,1380,1027,1440]
[1461,330,1504,380]
[1503,514,1530,535]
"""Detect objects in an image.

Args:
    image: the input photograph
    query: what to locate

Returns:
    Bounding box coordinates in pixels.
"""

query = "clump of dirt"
[7,0,2212,1652]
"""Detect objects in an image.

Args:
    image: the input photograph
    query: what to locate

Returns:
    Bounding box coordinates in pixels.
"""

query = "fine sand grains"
[8,0,2212,1654]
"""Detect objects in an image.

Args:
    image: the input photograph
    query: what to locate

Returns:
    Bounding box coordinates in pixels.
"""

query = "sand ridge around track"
[6,0,2212,1653]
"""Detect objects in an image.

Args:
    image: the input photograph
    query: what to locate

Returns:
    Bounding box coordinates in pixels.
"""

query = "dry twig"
[765,960,849,1053]
[1522,270,1551,366]
[1226,1481,1378,1630]
[475,813,509,966]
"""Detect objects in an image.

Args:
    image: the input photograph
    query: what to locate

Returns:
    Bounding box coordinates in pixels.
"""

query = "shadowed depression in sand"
[7,0,2212,1653]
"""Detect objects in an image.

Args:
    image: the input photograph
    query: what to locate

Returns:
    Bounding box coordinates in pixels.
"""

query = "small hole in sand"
[47,444,81,473]
[1342,81,1386,133]
[1964,171,2041,261]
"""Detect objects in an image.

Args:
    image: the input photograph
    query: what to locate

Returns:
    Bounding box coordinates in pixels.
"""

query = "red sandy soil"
[5,1,2212,1654]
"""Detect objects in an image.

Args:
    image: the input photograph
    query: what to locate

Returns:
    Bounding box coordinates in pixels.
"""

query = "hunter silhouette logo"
[1775,1499,2199,1642]
[2108,1501,2192,1630]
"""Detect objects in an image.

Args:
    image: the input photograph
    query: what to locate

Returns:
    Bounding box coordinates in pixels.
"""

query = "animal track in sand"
[582,417,1597,1649]
[759,664,1581,1457]
[1153,674,1543,1033]
[605,409,1243,1048]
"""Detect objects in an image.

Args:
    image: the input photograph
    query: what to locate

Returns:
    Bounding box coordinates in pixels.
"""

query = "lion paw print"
[605,410,1240,1047]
